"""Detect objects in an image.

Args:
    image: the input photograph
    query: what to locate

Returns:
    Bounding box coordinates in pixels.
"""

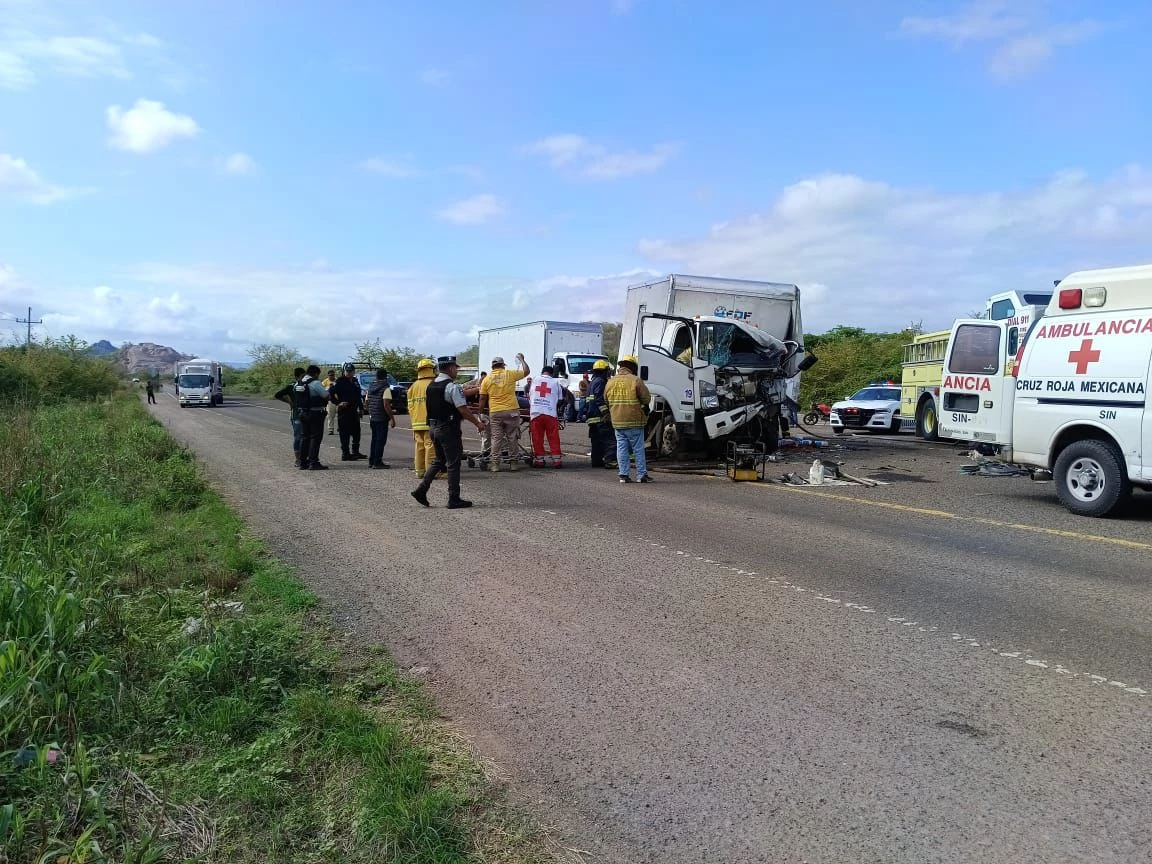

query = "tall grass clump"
[0,398,554,864]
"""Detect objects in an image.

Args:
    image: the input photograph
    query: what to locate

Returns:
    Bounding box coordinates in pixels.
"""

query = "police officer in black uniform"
[294,364,330,470]
[330,362,367,461]
[411,356,484,509]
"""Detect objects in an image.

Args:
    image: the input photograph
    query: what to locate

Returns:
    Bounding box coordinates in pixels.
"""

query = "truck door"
[636,315,698,424]
[938,321,1014,444]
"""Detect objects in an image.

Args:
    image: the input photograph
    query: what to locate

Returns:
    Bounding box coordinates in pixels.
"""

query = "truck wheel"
[832,427,844,435]
[916,399,940,442]
[1053,439,1130,517]
[651,414,678,457]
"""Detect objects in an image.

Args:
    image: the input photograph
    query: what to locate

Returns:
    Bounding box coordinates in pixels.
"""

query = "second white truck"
[620,274,815,455]
[477,321,609,393]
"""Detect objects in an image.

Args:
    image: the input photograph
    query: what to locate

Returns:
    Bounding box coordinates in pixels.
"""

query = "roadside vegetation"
[0,347,558,863]
[798,326,911,408]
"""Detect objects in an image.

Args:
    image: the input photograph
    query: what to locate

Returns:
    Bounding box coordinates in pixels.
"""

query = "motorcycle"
[802,403,831,425]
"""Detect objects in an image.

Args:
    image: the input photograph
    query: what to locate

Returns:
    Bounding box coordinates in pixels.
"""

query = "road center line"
[738,480,1152,552]
[630,533,1148,700]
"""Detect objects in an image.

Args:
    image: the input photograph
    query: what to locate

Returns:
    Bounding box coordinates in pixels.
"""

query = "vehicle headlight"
[699,380,718,409]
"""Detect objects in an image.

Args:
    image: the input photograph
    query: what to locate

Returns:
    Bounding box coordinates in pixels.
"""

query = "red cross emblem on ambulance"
[534,380,552,398]
[1067,339,1101,375]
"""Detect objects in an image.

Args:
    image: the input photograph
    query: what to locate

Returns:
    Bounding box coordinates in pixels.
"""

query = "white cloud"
[0,31,127,88]
[13,260,658,361]
[638,166,1152,332]
[421,66,449,86]
[435,193,506,225]
[221,152,258,175]
[524,134,675,179]
[106,99,199,154]
[358,157,421,179]
[0,153,73,204]
[898,1,1099,78]
[988,21,1101,79]
[899,1,1026,46]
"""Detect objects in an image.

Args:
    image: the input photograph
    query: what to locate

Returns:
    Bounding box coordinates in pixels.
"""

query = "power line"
[15,307,42,348]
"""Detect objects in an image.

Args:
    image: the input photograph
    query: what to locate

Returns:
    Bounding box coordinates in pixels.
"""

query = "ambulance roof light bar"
[1058,286,1107,310]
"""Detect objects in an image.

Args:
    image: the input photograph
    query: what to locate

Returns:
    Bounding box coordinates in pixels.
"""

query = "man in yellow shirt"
[479,352,528,472]
[322,369,338,435]
[406,358,438,477]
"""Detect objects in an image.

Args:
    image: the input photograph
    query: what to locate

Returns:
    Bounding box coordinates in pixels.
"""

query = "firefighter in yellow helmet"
[407,358,438,477]
[585,358,616,468]
[605,355,652,483]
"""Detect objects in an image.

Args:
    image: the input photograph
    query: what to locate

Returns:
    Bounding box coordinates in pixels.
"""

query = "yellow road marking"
[751,482,1152,552]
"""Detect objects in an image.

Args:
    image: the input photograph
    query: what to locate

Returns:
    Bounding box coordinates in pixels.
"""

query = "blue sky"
[1,0,1150,361]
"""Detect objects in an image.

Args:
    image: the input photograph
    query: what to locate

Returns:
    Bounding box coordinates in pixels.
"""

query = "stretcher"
[464,408,566,470]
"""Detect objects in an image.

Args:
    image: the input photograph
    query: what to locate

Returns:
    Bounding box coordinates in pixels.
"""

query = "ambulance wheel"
[916,399,940,441]
[1054,439,1130,518]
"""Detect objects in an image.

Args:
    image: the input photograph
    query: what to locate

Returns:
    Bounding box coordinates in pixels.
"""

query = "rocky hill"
[116,342,194,375]
[87,339,118,356]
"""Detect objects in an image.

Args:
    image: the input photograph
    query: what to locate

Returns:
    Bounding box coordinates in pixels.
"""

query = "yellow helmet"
[416,358,435,371]
[592,359,611,370]
[619,355,638,366]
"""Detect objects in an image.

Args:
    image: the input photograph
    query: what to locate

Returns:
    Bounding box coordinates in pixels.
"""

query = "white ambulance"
[939,264,1152,517]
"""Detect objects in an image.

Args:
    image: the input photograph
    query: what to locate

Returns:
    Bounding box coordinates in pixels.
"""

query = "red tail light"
[1058,288,1082,309]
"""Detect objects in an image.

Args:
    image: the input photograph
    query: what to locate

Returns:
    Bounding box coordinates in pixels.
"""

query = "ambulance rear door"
[939,320,1014,444]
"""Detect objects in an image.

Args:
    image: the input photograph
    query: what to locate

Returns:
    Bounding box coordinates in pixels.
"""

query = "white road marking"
[628,533,1148,700]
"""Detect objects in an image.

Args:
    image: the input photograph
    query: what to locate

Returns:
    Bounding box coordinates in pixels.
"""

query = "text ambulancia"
[938,264,1152,517]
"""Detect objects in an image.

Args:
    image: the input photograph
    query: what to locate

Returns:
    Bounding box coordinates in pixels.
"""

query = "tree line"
[232,322,910,408]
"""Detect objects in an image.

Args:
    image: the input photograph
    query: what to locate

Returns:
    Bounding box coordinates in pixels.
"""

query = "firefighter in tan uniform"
[406,358,437,478]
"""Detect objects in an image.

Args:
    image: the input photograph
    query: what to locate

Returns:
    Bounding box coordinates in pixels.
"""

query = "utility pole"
[15,306,42,348]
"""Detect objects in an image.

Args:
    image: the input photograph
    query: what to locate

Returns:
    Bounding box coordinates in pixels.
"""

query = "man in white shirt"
[528,365,566,468]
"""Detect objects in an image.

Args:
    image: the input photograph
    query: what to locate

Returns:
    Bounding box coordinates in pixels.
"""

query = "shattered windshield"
[698,322,785,368]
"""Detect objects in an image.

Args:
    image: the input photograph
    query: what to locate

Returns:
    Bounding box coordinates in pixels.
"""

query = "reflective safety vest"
[605,373,650,430]
[407,374,434,431]
[586,374,608,425]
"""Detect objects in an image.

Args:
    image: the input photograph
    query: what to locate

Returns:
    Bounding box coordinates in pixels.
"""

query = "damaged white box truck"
[619,274,815,455]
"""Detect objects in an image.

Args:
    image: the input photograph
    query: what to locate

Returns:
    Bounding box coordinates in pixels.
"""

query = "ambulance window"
[949,324,1001,375]
[1007,327,1019,357]
[989,299,1015,320]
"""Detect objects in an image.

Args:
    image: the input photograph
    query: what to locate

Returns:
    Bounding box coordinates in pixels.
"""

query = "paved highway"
[151,393,1152,863]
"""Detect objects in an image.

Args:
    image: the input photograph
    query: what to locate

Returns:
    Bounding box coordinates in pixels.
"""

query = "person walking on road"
[274,366,306,467]
[145,379,156,404]
[480,353,528,472]
[411,356,484,510]
[322,368,339,435]
[585,359,616,469]
[365,368,396,469]
[528,365,565,468]
[606,355,652,484]
[406,358,437,478]
[330,363,366,462]
[294,364,330,470]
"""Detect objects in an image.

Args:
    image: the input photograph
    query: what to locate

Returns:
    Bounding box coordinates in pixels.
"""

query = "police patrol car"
[939,263,1152,517]
[829,383,902,435]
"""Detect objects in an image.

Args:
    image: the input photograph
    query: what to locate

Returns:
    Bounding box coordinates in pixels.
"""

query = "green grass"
[0,398,558,864]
